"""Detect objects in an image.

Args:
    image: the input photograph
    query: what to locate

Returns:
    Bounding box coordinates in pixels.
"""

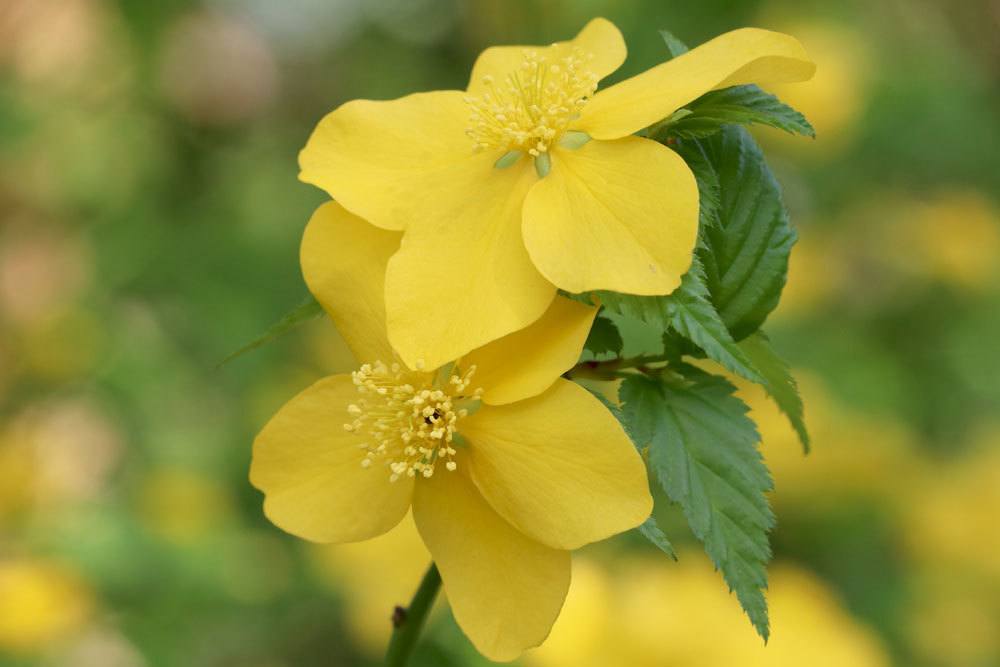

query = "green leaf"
[218,295,324,367]
[589,292,665,324]
[620,369,774,640]
[695,125,797,340]
[583,384,623,420]
[675,138,721,231]
[584,315,624,357]
[638,516,677,560]
[738,331,810,452]
[661,259,764,384]
[667,84,815,140]
[596,261,764,385]
[659,29,689,58]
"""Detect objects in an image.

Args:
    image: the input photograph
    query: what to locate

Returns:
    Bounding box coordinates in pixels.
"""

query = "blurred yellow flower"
[529,554,890,667]
[16,308,105,382]
[251,202,651,660]
[744,374,918,507]
[0,400,121,520]
[775,188,1000,320]
[298,18,813,369]
[905,440,1000,667]
[756,19,871,156]
[775,229,844,316]
[309,514,432,654]
[903,438,1000,583]
[138,468,234,543]
[0,559,93,653]
[906,570,1000,667]
[898,190,1000,290]
[0,429,34,521]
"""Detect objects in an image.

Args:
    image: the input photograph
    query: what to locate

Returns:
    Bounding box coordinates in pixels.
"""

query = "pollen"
[464,47,598,157]
[345,360,482,482]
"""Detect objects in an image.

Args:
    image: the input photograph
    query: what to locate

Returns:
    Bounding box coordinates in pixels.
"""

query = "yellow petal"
[577,28,816,140]
[467,18,626,96]
[384,158,554,371]
[462,297,596,405]
[464,379,652,550]
[412,464,570,661]
[301,201,399,364]
[298,90,472,231]
[522,136,698,295]
[250,375,413,543]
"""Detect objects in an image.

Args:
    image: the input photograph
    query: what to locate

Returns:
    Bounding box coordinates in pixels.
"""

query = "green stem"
[385,562,441,667]
[568,353,673,380]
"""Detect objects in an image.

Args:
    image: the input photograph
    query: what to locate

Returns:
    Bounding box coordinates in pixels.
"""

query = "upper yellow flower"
[298,18,815,370]
[250,202,652,661]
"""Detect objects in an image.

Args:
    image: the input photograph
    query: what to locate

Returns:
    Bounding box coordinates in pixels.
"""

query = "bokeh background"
[1,0,998,665]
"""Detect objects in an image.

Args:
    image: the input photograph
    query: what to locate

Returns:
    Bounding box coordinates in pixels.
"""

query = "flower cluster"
[252,17,813,662]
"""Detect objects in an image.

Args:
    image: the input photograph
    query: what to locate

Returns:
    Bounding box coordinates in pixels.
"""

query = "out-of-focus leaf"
[218,295,323,367]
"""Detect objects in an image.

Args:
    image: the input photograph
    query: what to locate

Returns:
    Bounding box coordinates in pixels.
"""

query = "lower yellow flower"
[297,18,814,371]
[250,202,652,661]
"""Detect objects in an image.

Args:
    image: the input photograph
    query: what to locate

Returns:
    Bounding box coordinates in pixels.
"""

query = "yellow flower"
[250,202,652,661]
[298,19,815,369]
[529,555,890,667]
[0,559,93,653]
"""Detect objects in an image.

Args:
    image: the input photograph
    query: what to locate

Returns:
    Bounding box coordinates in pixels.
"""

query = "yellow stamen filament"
[464,47,598,157]
[344,360,482,482]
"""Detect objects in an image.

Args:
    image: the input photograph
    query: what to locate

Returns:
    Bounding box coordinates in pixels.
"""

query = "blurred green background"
[1,0,998,665]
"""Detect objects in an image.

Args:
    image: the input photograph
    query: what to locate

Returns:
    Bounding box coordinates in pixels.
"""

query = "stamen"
[494,150,523,169]
[534,152,551,178]
[558,130,591,150]
[465,46,598,159]
[345,360,482,481]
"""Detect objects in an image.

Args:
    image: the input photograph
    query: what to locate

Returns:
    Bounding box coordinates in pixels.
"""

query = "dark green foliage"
[589,261,764,385]
[585,315,624,357]
[695,126,797,341]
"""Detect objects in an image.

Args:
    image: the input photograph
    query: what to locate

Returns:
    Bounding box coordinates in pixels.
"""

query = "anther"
[464,47,598,159]
[348,359,481,481]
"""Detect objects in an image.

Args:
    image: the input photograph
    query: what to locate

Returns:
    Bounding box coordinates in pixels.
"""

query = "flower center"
[464,47,598,157]
[344,360,482,482]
